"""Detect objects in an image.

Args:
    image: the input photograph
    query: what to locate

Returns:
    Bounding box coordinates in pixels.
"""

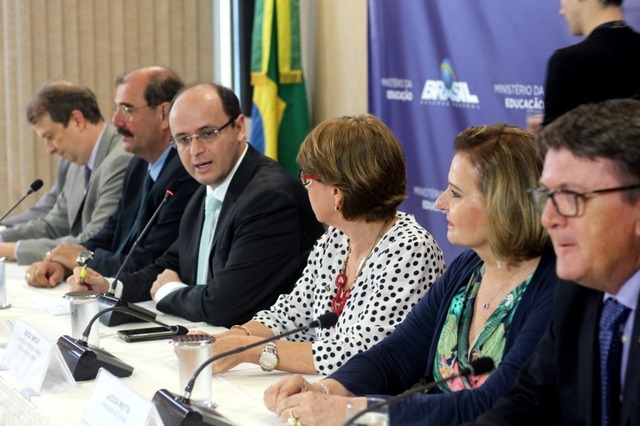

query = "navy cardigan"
[330,247,557,425]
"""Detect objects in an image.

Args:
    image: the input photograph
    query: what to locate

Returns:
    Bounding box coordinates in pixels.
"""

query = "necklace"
[331,217,393,316]
[477,265,522,310]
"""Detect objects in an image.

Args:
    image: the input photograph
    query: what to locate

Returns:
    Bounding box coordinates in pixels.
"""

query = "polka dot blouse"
[252,212,445,374]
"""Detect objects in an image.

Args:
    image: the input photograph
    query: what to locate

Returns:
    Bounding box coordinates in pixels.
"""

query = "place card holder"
[83,368,163,426]
[0,319,75,398]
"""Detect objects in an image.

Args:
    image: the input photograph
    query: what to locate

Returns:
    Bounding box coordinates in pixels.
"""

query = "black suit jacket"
[543,24,640,126]
[471,278,640,426]
[119,145,324,327]
[82,149,199,276]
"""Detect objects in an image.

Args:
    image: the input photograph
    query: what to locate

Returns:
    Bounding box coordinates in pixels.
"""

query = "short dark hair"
[116,67,184,107]
[455,124,548,261]
[601,0,623,6]
[26,81,103,126]
[297,114,407,222]
[537,99,640,203]
[170,82,243,122]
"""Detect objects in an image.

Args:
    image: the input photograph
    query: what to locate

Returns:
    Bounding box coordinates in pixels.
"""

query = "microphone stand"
[344,357,495,426]
[152,312,339,425]
[0,179,44,223]
[98,183,177,326]
[57,305,187,381]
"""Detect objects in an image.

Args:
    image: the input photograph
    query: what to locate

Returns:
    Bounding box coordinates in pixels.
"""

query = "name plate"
[83,368,162,426]
[0,319,75,396]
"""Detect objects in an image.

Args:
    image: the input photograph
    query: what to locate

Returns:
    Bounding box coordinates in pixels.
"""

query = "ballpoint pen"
[79,265,92,290]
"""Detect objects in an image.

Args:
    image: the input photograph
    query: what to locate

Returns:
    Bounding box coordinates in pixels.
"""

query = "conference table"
[0,263,315,425]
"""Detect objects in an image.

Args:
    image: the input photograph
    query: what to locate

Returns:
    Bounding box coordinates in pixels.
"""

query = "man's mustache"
[117,127,133,138]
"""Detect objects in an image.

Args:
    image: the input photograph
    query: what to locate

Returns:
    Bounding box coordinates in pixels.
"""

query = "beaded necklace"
[331,217,393,316]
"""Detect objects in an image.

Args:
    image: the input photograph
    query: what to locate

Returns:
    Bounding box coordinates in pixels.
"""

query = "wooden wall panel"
[0,0,214,212]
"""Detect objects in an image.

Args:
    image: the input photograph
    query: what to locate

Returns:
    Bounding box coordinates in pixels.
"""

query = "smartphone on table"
[117,326,188,343]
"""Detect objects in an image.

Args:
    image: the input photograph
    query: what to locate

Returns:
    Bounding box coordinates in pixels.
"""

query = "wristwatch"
[76,250,94,266]
[258,341,279,372]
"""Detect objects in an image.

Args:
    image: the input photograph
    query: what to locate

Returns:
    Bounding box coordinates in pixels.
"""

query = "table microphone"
[344,357,495,426]
[152,312,340,426]
[57,305,189,381]
[97,179,179,326]
[0,179,44,223]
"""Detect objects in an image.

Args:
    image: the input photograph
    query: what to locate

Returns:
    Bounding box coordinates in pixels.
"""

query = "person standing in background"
[542,0,640,126]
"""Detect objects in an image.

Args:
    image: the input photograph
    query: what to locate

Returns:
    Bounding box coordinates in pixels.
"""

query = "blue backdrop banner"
[368,0,640,263]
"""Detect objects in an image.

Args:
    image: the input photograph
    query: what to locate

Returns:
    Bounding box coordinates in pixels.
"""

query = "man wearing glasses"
[0,81,131,265]
[70,82,323,327]
[470,99,640,425]
[25,66,199,287]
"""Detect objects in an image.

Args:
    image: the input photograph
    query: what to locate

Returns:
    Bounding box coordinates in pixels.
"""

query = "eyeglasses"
[528,183,640,217]
[170,117,236,150]
[298,170,320,186]
[113,103,149,121]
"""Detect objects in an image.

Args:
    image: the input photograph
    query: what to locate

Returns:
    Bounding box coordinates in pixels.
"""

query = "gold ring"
[287,409,297,426]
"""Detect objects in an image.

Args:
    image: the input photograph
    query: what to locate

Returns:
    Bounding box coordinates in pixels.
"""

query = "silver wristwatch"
[76,250,94,266]
[258,341,279,372]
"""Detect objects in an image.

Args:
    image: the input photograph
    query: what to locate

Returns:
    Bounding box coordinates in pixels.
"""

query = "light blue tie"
[196,195,222,285]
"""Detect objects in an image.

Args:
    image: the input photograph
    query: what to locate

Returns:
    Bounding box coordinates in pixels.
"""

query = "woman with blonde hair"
[265,124,557,426]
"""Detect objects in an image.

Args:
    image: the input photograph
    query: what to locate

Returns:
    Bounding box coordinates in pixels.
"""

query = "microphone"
[0,179,44,223]
[152,312,340,425]
[57,305,189,381]
[344,357,495,426]
[97,180,179,326]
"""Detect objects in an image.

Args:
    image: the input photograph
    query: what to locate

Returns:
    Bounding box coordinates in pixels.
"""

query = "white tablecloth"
[0,263,312,425]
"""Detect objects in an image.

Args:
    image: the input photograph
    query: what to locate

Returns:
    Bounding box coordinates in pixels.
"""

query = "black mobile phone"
[117,326,188,343]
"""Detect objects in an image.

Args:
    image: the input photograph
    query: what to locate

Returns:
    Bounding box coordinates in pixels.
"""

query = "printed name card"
[83,368,162,426]
[0,319,75,397]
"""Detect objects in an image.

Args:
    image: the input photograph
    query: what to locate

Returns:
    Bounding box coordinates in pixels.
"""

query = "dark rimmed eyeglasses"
[170,117,236,149]
[298,170,320,186]
[528,183,640,218]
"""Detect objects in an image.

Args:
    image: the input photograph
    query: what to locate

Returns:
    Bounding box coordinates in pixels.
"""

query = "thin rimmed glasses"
[113,104,149,121]
[170,117,236,150]
[528,184,640,217]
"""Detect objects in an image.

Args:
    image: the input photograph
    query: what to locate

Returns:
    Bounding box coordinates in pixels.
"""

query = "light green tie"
[196,195,222,284]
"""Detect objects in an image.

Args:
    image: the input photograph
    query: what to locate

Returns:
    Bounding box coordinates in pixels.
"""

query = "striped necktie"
[599,298,631,426]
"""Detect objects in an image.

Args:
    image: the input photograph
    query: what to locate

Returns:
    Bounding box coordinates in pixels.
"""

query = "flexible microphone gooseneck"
[0,179,44,223]
[344,357,495,426]
[152,312,340,425]
[57,305,188,381]
[97,180,179,326]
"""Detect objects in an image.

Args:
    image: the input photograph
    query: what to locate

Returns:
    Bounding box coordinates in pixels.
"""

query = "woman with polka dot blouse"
[208,114,445,376]
[265,124,557,426]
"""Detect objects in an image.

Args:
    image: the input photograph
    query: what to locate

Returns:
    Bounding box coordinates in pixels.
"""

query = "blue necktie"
[116,173,154,254]
[196,195,222,285]
[599,298,631,426]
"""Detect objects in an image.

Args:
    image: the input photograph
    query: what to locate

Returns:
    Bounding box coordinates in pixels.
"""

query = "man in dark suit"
[71,83,324,327]
[471,99,640,425]
[542,0,640,126]
[25,66,199,286]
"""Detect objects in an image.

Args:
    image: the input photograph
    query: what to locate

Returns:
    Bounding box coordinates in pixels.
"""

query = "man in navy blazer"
[25,67,199,286]
[71,83,324,327]
[542,0,640,126]
[471,99,640,425]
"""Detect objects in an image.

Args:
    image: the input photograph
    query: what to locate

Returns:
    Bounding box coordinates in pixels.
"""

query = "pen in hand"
[79,265,92,290]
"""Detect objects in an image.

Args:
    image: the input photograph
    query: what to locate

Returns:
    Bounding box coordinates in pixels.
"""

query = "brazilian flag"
[250,0,310,175]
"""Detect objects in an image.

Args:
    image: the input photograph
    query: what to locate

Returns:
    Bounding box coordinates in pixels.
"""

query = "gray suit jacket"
[1,159,71,226]
[1,124,132,264]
